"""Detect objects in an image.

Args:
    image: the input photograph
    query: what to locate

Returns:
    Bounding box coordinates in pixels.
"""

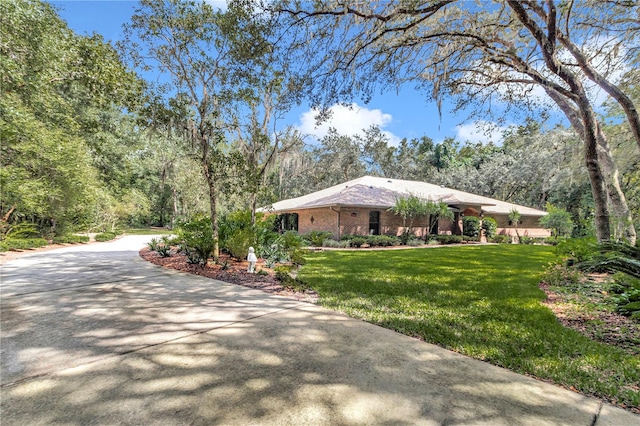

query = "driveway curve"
[1,236,638,425]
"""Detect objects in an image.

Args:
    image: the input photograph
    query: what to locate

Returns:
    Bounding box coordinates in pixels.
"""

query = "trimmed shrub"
[462,216,480,238]
[95,232,117,242]
[399,230,412,245]
[303,231,333,247]
[226,228,253,260]
[322,238,344,248]
[52,235,90,244]
[482,217,498,239]
[0,238,48,251]
[407,238,424,246]
[366,235,399,247]
[176,214,215,265]
[349,236,367,248]
[435,235,464,245]
[281,230,305,250]
[490,235,511,244]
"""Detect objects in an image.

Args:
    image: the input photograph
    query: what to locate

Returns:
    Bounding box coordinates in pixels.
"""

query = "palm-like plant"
[576,241,640,279]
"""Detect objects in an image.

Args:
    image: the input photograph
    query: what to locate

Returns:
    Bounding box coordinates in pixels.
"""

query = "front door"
[369,211,380,235]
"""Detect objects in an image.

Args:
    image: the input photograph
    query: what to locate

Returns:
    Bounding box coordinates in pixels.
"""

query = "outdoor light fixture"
[351,212,357,217]
[310,216,315,224]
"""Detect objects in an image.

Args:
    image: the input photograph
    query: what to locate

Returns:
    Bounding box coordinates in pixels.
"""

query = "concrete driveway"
[1,236,638,425]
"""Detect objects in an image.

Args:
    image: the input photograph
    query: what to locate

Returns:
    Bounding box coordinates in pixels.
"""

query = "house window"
[275,213,298,232]
[369,211,380,235]
[429,218,439,235]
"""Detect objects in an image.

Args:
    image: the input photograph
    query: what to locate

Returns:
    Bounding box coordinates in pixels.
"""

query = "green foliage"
[274,265,294,281]
[322,239,349,248]
[407,238,424,246]
[156,244,171,257]
[289,248,307,266]
[576,241,640,279]
[302,230,333,247]
[95,232,116,242]
[490,235,511,244]
[481,217,497,238]
[176,214,216,265]
[226,228,253,260]
[260,239,289,268]
[219,210,281,261]
[147,238,160,251]
[0,238,48,252]
[462,216,480,238]
[3,222,41,240]
[541,264,584,287]
[274,265,310,291]
[389,195,424,230]
[281,230,305,250]
[299,245,639,409]
[366,235,399,247]
[349,236,367,248]
[1,0,141,233]
[519,236,535,245]
[540,204,574,239]
[52,235,90,244]
[435,235,464,244]
[399,230,412,245]
[556,237,598,263]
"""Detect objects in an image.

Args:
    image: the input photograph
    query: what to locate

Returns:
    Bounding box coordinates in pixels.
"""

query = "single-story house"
[260,175,550,240]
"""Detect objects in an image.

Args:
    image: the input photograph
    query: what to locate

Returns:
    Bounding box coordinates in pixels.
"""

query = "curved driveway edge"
[1,236,638,425]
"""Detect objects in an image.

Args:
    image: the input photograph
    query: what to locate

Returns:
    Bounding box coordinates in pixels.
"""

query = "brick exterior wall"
[289,207,459,239]
[272,208,550,239]
[492,214,550,238]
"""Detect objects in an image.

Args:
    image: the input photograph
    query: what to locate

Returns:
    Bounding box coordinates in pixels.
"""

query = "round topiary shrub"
[482,217,498,239]
[462,216,480,238]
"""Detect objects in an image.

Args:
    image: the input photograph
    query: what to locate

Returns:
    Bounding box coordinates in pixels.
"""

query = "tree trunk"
[171,188,178,229]
[250,192,257,226]
[546,88,634,244]
[202,157,219,261]
[595,126,636,244]
[580,106,611,242]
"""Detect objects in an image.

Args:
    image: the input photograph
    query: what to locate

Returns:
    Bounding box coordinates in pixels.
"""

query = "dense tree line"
[265,119,637,239]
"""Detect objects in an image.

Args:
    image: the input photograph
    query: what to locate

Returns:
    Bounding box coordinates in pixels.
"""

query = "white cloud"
[296,103,402,146]
[455,121,507,144]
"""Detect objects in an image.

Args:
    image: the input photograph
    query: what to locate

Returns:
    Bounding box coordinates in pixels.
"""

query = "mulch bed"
[539,282,640,356]
[139,247,318,303]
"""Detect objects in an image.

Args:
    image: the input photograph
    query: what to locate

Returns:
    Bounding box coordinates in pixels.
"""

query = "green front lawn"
[299,245,639,410]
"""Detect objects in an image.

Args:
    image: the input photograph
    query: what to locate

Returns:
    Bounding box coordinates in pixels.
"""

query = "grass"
[299,245,640,410]
[124,228,173,235]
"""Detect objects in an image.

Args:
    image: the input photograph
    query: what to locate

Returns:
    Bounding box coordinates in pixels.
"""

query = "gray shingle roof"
[261,176,547,217]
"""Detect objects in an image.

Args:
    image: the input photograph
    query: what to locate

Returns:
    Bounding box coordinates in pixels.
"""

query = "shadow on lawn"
[301,246,640,410]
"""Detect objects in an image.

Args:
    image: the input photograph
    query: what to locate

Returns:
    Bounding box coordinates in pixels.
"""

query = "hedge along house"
[260,176,550,240]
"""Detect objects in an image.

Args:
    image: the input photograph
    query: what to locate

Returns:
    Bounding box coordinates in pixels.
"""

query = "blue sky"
[49,0,557,146]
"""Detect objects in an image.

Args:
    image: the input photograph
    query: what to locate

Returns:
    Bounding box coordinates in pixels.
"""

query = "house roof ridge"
[260,174,547,216]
